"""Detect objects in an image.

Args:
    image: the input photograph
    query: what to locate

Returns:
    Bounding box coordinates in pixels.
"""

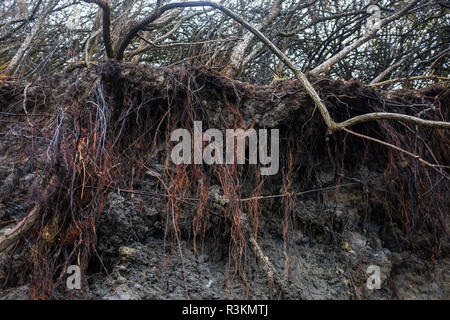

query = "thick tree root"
[240,211,297,298]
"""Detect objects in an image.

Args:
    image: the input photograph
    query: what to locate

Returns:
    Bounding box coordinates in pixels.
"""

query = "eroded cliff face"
[0,62,448,299]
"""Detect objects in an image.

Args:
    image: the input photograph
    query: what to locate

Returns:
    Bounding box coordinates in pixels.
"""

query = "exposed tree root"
[247,231,293,299]
[0,206,40,253]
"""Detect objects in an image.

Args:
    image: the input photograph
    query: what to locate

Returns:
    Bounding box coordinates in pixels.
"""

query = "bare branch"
[0,205,40,253]
[339,111,450,129]
[128,10,208,60]
[225,0,283,77]
[0,175,58,253]
[82,0,114,58]
[277,10,364,38]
